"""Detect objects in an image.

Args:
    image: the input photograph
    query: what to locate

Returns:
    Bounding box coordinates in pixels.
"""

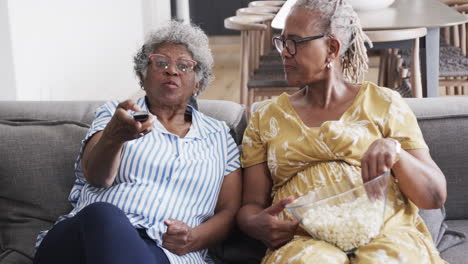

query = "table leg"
[421,28,440,97]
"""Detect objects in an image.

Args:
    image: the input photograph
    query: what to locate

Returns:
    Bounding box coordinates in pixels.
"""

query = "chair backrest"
[440,1,468,56]
[236,6,280,16]
[453,4,468,56]
[224,15,269,104]
[438,2,468,96]
[236,7,278,59]
[248,1,286,7]
[365,28,427,98]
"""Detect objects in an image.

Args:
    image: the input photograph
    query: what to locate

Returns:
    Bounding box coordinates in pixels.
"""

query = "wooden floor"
[199,35,380,103]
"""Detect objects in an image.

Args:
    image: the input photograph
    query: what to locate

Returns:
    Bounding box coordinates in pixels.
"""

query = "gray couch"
[0,97,467,264]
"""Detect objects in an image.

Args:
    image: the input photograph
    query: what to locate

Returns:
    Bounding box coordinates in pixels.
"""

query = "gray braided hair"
[133,20,214,96]
[293,0,373,82]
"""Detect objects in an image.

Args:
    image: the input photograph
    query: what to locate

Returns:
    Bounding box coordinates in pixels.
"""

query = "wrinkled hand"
[361,138,399,199]
[162,219,194,256]
[102,99,155,144]
[249,198,298,249]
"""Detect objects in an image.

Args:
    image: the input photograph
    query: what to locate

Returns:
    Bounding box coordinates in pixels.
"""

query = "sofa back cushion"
[0,120,89,262]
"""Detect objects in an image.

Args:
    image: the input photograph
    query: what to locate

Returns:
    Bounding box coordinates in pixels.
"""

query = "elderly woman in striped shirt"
[33,21,242,264]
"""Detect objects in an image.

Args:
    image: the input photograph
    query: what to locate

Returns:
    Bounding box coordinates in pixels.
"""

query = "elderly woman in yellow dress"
[237,0,447,263]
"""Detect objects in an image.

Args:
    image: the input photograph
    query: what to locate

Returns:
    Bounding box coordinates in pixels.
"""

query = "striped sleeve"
[84,101,116,142]
[74,101,116,181]
[224,127,241,176]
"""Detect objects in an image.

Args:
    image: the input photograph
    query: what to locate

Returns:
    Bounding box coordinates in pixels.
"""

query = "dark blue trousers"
[34,202,170,264]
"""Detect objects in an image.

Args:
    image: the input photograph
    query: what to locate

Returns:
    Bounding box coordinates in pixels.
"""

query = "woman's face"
[281,8,330,86]
[143,43,199,107]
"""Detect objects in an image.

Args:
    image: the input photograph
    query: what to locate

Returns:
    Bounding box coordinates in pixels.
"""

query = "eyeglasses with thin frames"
[148,54,197,73]
[272,35,326,55]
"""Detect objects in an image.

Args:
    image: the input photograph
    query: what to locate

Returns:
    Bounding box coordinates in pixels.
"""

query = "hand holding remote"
[102,100,154,143]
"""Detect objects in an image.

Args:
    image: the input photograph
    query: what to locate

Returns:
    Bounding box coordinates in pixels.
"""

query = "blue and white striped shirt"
[36,97,241,263]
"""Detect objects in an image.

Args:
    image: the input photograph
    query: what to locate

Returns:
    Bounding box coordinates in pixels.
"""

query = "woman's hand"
[102,99,155,144]
[246,198,298,249]
[162,219,194,256]
[361,138,400,182]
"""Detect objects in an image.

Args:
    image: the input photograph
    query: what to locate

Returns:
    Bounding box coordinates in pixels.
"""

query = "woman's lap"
[34,202,169,264]
[261,236,349,264]
[262,230,445,264]
[352,229,445,264]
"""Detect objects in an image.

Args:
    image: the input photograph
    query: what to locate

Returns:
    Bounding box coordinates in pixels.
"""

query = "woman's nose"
[164,64,179,76]
[281,46,292,59]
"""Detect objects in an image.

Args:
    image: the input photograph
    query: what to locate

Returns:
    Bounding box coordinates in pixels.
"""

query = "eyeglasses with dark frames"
[272,35,326,55]
[148,54,197,73]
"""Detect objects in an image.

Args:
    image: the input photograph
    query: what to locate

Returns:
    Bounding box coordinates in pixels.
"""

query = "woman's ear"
[328,37,341,59]
[193,81,200,96]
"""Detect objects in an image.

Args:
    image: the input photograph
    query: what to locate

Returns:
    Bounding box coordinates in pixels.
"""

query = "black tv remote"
[133,111,149,122]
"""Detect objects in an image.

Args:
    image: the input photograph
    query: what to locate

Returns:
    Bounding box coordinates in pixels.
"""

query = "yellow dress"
[241,82,446,264]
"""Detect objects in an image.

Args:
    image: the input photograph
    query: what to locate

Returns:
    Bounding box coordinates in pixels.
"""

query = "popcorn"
[301,196,385,251]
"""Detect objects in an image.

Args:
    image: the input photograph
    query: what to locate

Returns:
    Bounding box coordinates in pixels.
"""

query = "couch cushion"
[0,249,31,264]
[440,220,468,264]
[198,99,247,145]
[0,120,88,262]
[406,97,468,220]
[0,101,104,125]
[419,208,447,246]
[406,97,468,254]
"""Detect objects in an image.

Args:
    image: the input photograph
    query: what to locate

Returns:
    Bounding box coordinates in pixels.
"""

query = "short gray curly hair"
[133,20,214,96]
[293,0,373,83]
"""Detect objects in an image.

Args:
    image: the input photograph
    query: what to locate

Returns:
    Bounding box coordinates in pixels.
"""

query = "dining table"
[271,0,468,97]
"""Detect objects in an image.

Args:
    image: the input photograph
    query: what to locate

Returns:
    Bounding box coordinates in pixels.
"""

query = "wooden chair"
[438,3,468,96]
[365,28,427,98]
[440,1,468,55]
[248,1,286,7]
[236,6,279,56]
[231,7,298,109]
[224,15,270,105]
[237,6,281,15]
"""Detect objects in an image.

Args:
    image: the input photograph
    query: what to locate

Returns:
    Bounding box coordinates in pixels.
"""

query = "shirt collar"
[138,97,207,140]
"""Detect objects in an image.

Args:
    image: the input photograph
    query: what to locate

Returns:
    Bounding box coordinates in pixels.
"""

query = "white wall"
[0,0,16,100]
[3,0,171,101]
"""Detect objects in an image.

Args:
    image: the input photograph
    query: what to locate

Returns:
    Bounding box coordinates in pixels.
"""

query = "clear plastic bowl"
[286,172,391,253]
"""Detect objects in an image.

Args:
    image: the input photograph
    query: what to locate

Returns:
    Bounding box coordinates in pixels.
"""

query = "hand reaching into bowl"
[361,138,400,199]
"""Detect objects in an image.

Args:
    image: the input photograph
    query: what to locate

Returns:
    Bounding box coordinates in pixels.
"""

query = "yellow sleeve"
[382,91,428,150]
[241,109,267,168]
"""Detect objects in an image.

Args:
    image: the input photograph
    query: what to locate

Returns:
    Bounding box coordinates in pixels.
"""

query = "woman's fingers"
[162,219,192,255]
[376,153,388,176]
[117,99,141,112]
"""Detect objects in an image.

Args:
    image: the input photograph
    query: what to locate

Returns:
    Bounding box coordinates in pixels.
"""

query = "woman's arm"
[392,148,446,209]
[361,138,446,209]
[82,100,155,188]
[81,131,124,188]
[236,163,298,249]
[162,168,242,255]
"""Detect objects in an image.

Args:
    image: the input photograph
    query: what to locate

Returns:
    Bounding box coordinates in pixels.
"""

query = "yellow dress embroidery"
[241,82,445,264]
